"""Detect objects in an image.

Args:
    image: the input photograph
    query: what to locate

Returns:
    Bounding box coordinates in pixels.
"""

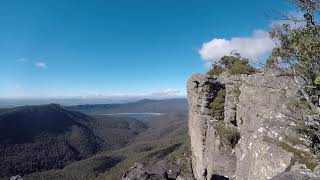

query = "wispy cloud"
[78,89,183,98]
[16,58,28,62]
[0,87,186,102]
[150,89,181,96]
[16,58,48,69]
[34,62,47,68]
[199,30,276,66]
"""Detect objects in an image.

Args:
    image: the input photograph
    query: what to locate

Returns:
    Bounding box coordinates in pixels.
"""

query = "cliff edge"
[187,69,320,180]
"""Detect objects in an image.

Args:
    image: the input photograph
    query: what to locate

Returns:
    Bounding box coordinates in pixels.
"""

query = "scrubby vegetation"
[207,64,225,76]
[266,0,320,112]
[215,121,240,148]
[166,138,191,162]
[206,78,241,148]
[288,99,312,112]
[285,99,320,168]
[209,89,226,121]
[265,0,320,163]
[207,55,256,76]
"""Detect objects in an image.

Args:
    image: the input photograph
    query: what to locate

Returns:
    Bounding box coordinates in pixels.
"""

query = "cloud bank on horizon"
[199,30,276,67]
[1,87,184,100]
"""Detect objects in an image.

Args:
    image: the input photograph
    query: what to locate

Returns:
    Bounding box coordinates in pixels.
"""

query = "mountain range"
[0,98,188,179]
[66,98,188,114]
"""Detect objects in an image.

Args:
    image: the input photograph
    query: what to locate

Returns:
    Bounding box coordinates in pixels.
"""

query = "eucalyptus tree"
[267,0,320,112]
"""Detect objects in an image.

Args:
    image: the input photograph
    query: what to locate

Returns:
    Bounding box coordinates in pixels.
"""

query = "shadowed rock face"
[187,69,320,180]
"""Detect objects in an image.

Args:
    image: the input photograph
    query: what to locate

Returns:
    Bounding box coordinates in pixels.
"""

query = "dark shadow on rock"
[211,174,229,180]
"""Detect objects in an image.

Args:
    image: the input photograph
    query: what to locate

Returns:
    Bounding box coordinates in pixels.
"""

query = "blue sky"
[0,0,293,98]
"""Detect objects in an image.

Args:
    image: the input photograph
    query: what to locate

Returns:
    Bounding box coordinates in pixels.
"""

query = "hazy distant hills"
[0,98,189,179]
[66,98,188,114]
[0,104,147,178]
[0,98,133,108]
[24,106,189,180]
[0,97,187,108]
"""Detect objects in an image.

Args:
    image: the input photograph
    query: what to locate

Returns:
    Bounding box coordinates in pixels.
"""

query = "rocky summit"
[187,69,320,180]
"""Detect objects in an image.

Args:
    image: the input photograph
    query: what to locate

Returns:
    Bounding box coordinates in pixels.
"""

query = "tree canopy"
[267,0,320,110]
[207,55,256,76]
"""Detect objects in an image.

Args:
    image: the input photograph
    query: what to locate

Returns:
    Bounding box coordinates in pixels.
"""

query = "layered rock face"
[187,69,320,180]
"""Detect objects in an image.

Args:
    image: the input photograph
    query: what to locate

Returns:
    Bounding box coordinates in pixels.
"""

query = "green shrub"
[265,51,279,68]
[207,64,224,76]
[215,121,240,148]
[207,55,256,76]
[288,99,311,111]
[210,89,226,121]
[222,56,255,75]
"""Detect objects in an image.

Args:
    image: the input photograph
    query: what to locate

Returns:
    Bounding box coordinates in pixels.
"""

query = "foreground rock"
[187,69,320,180]
[10,175,23,180]
[122,161,181,180]
[271,171,320,180]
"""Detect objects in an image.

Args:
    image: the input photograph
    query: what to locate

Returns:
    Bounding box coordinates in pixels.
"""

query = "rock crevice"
[187,73,238,180]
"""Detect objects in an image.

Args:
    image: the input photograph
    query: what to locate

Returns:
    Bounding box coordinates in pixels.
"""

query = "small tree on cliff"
[266,0,320,112]
[208,55,256,76]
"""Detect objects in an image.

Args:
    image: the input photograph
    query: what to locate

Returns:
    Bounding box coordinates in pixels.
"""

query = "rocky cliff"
[187,69,320,180]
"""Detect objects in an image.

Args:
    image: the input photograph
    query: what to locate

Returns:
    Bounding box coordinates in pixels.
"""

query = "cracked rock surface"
[187,69,320,180]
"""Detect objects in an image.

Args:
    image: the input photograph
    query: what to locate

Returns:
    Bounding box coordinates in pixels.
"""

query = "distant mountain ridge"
[66,98,188,114]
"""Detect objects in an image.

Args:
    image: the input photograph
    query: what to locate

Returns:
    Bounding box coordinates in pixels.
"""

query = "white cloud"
[150,89,181,96]
[22,88,184,99]
[199,30,276,66]
[34,62,47,68]
[16,58,28,62]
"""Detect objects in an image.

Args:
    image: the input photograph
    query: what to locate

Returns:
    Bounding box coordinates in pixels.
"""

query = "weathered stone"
[271,171,320,180]
[218,72,243,127]
[187,69,320,180]
[187,73,236,180]
[234,69,301,180]
[122,161,181,180]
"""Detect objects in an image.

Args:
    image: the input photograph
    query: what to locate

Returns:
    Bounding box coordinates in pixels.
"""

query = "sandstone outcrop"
[187,69,320,180]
